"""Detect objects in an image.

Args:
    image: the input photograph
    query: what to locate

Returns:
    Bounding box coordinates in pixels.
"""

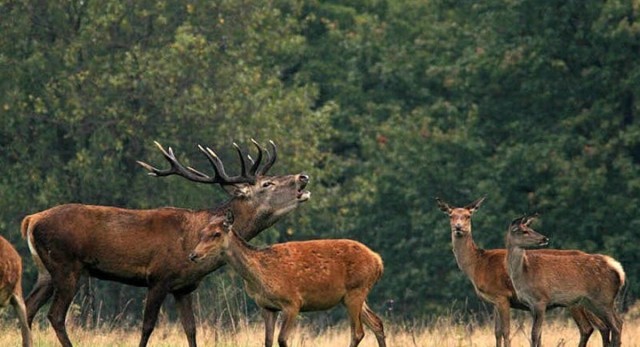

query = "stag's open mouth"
[297,190,311,202]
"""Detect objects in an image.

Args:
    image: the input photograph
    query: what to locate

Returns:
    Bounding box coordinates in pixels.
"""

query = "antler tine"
[233,142,249,178]
[198,145,254,184]
[257,140,277,175]
[249,139,263,176]
[137,141,216,183]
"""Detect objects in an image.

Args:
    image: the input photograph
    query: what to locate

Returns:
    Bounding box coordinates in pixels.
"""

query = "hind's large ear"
[465,196,486,214]
[435,197,452,214]
[523,213,539,226]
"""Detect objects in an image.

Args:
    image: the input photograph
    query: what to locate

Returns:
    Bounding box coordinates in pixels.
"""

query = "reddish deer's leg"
[261,308,277,347]
[530,304,546,347]
[138,285,169,347]
[25,272,53,326]
[494,299,511,347]
[174,290,196,347]
[10,292,32,347]
[277,306,300,347]
[360,302,386,347]
[569,306,594,347]
[344,290,367,347]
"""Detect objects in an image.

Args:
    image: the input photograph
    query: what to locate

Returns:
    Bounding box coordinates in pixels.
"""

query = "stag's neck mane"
[207,199,267,242]
[452,233,483,278]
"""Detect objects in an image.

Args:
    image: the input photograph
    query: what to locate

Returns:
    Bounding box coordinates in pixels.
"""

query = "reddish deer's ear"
[466,196,486,214]
[435,197,451,214]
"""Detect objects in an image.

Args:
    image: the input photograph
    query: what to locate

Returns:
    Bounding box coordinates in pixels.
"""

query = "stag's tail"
[361,302,386,347]
[20,215,48,275]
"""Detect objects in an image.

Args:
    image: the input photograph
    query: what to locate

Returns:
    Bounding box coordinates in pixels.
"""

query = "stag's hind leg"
[10,291,32,347]
[25,271,54,327]
[47,269,81,347]
[361,302,386,347]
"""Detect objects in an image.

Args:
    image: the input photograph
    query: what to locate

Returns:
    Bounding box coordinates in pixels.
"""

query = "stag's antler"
[137,139,278,185]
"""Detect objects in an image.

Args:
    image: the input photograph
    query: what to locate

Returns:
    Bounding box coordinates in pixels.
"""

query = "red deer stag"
[0,236,32,347]
[436,197,610,347]
[189,210,386,347]
[21,140,310,347]
[506,215,625,347]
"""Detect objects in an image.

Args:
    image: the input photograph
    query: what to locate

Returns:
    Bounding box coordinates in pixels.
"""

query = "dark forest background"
[1,0,639,328]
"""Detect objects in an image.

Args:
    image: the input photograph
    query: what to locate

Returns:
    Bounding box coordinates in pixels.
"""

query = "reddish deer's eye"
[262,181,274,188]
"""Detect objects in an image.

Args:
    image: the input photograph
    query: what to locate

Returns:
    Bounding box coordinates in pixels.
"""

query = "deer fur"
[189,210,386,347]
[505,215,625,347]
[436,197,610,347]
[0,236,32,347]
[21,140,310,347]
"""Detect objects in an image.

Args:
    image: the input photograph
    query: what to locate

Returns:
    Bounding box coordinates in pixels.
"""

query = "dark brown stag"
[0,236,31,347]
[22,140,310,347]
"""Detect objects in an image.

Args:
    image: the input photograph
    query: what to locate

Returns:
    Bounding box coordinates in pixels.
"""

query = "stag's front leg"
[174,290,197,347]
[138,284,169,347]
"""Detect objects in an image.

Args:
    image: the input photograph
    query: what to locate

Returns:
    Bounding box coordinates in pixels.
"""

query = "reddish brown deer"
[21,140,310,347]
[505,215,625,347]
[189,210,386,347]
[436,197,610,347]
[0,236,32,347]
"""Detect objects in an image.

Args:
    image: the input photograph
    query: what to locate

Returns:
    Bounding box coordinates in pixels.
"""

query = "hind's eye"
[262,181,274,188]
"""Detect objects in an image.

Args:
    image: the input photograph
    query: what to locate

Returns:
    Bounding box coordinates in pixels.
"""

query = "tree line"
[1,0,638,324]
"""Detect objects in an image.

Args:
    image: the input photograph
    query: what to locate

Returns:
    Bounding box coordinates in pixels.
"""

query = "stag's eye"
[262,181,274,188]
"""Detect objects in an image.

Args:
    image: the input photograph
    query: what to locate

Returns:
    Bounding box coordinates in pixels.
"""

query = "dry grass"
[1,314,639,347]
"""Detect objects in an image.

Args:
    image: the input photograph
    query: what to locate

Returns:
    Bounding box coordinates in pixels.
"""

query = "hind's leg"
[11,291,32,347]
[344,290,368,347]
[361,302,386,347]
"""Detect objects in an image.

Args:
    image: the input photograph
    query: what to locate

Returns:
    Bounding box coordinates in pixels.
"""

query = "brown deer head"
[189,210,234,262]
[436,197,485,238]
[507,215,549,249]
[137,139,310,237]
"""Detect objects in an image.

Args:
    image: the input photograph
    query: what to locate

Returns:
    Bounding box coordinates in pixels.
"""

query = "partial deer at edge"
[436,197,610,347]
[22,140,310,347]
[0,236,31,347]
[189,210,386,347]
[505,215,625,347]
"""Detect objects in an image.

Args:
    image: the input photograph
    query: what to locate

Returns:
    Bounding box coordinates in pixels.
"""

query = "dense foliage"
[1,0,639,326]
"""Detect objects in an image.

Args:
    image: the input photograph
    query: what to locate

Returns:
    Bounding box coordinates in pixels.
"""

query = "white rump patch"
[604,256,626,286]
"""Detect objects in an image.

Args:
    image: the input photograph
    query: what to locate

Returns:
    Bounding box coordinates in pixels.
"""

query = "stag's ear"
[435,197,452,214]
[224,209,234,226]
[466,196,486,214]
[220,184,251,198]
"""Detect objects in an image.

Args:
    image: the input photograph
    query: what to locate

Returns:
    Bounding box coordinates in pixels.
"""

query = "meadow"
[1,312,638,347]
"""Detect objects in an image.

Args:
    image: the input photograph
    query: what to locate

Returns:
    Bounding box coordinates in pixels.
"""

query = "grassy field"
[1,314,638,347]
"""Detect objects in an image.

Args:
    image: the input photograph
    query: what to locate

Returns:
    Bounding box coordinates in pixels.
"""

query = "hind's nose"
[299,174,310,184]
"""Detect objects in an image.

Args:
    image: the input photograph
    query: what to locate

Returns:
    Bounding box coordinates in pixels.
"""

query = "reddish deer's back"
[0,236,22,307]
[248,239,383,311]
